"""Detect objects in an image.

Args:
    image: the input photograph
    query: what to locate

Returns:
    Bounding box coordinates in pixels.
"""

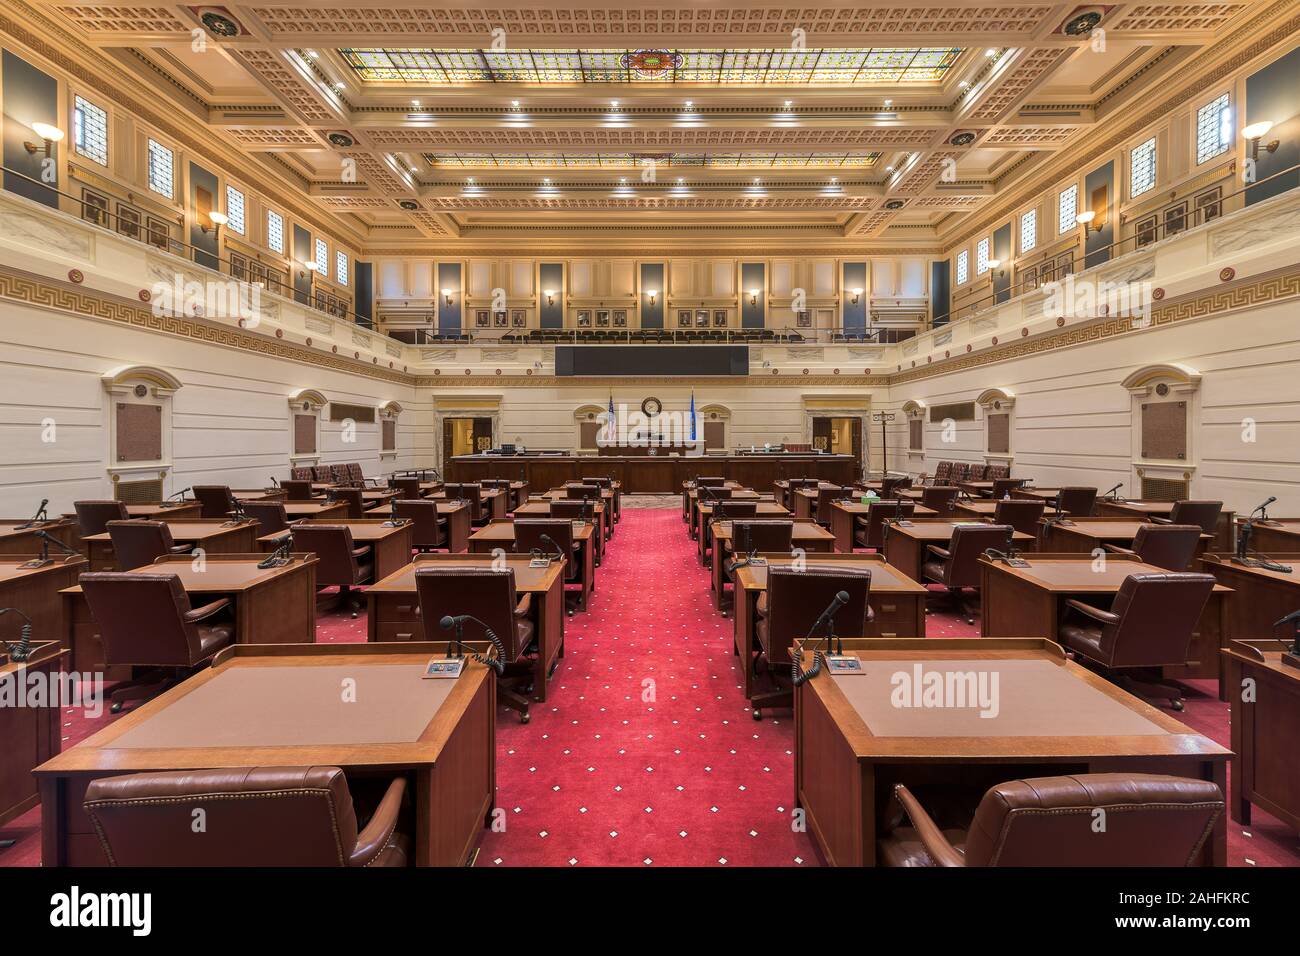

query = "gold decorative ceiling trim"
[415,375,890,388]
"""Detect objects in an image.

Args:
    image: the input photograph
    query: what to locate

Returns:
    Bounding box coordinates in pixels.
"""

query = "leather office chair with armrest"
[415,566,535,722]
[389,476,423,500]
[282,479,315,502]
[106,519,191,570]
[878,773,1223,867]
[719,519,794,616]
[289,467,313,481]
[84,767,409,867]
[74,500,129,537]
[1152,500,1222,536]
[856,501,917,551]
[446,483,489,525]
[933,462,953,484]
[513,518,586,614]
[192,485,239,520]
[985,464,1010,481]
[549,500,606,565]
[920,485,960,516]
[1055,486,1098,516]
[394,499,447,552]
[811,487,844,527]
[330,487,366,520]
[992,499,1045,538]
[922,524,1016,625]
[564,483,602,503]
[950,463,971,483]
[752,567,873,720]
[243,500,292,539]
[1103,524,1203,571]
[990,477,1024,500]
[330,464,354,486]
[705,501,758,568]
[880,476,911,497]
[311,466,333,482]
[291,524,373,617]
[695,476,727,488]
[1058,571,1214,709]
[80,571,234,712]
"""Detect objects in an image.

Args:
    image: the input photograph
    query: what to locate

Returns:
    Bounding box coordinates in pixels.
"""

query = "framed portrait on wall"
[577,310,592,327]
[795,311,812,328]
[677,309,692,327]
[475,309,491,328]
[612,309,628,327]
[695,310,709,328]
[493,311,508,327]
[713,310,728,327]
[596,310,611,327]
[511,309,527,327]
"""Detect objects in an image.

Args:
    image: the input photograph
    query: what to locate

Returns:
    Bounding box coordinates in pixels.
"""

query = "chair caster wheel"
[110,702,123,714]
[752,709,761,721]
[520,712,531,724]
[351,611,359,619]
[1172,699,1185,712]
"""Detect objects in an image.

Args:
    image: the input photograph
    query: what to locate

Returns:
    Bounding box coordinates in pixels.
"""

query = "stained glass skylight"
[340,48,963,85]
[423,152,880,169]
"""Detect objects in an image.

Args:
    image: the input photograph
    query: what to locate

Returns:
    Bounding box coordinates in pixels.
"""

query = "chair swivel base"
[109,670,179,713]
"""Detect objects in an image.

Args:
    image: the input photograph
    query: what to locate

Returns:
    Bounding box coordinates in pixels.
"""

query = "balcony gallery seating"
[395,499,448,552]
[416,566,535,723]
[1057,572,1215,710]
[878,773,1223,868]
[922,524,1015,625]
[292,524,373,618]
[106,519,191,570]
[1102,524,1204,572]
[192,485,239,520]
[752,566,873,720]
[80,571,234,712]
[74,500,129,537]
[84,767,409,867]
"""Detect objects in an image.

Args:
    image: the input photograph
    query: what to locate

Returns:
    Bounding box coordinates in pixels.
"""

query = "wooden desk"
[514,500,606,565]
[1202,554,1300,644]
[883,521,1035,582]
[34,642,495,867]
[430,488,508,523]
[792,486,845,521]
[0,555,86,654]
[1096,499,1236,551]
[1040,517,1212,559]
[565,479,617,521]
[544,488,615,542]
[281,501,350,520]
[732,554,927,698]
[0,519,76,556]
[795,637,1229,867]
[697,501,788,565]
[367,553,566,702]
[1009,487,1064,504]
[259,519,414,582]
[686,484,759,536]
[1222,640,1300,835]
[69,503,205,521]
[61,553,317,672]
[83,519,260,571]
[231,488,287,502]
[952,500,1001,520]
[709,520,834,602]
[1,641,68,830]
[979,553,1232,694]
[468,519,596,612]
[956,479,1030,497]
[1239,519,1300,556]
[829,500,938,554]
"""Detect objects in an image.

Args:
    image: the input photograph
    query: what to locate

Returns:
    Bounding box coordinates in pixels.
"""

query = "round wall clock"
[641,397,662,417]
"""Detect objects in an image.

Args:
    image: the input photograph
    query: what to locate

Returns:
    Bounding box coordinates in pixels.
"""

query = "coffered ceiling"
[14,1,1291,251]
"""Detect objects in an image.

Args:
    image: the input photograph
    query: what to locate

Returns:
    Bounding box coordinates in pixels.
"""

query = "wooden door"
[812,417,832,452]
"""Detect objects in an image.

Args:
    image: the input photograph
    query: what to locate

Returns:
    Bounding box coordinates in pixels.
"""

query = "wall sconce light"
[543,289,556,307]
[24,122,64,157]
[441,288,454,306]
[850,287,863,305]
[748,289,760,306]
[987,259,1005,278]
[645,289,657,307]
[1075,210,1103,234]
[202,210,227,236]
[1243,120,1279,161]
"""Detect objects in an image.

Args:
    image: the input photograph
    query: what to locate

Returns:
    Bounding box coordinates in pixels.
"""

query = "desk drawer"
[868,597,922,638]
[371,596,422,625]
[373,622,426,642]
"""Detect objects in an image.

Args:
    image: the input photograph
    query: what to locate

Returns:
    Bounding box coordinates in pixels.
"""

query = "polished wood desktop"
[687,485,761,538]
[1222,639,1300,836]
[61,553,318,672]
[515,499,607,565]
[0,519,77,556]
[468,518,596,611]
[429,487,509,522]
[62,502,205,523]
[1202,554,1300,645]
[697,500,788,564]
[367,553,566,702]
[543,487,615,542]
[82,519,260,571]
[1,640,68,830]
[231,488,288,502]
[731,554,927,698]
[0,554,87,652]
[1040,517,1213,557]
[794,637,1229,867]
[1096,499,1236,551]
[34,642,495,867]
[951,500,1003,520]
[883,520,1035,581]
[1010,487,1065,503]
[1238,519,1300,555]
[830,500,938,553]
[279,501,349,520]
[710,519,834,605]
[259,518,414,582]
[979,553,1232,694]
[686,478,746,518]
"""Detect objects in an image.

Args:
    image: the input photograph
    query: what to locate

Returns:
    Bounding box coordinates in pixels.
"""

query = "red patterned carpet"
[3,506,1298,867]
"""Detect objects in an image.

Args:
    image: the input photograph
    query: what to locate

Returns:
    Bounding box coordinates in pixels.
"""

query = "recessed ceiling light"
[610,100,619,108]
[784,100,793,108]
[684,100,693,108]
[959,80,970,88]
[884,99,892,106]
[620,177,627,183]
[334,82,345,90]
[985,48,998,57]
[411,99,420,107]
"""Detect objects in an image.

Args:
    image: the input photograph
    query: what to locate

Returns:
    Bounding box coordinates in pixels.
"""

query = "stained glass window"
[1130,137,1157,197]
[1020,209,1037,254]
[73,95,108,166]
[1196,94,1231,164]
[267,210,284,254]
[1059,184,1078,234]
[956,250,969,285]
[146,138,173,198]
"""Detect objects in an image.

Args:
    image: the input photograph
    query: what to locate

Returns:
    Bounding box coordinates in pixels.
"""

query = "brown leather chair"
[328,487,366,519]
[311,466,333,482]
[330,464,353,485]
[346,462,367,485]
[1104,524,1204,571]
[1058,571,1214,709]
[389,476,423,499]
[878,773,1223,867]
[74,500,129,537]
[580,476,613,488]
[992,499,1045,538]
[80,571,233,711]
[192,485,238,520]
[282,479,315,501]
[243,500,292,538]
[811,486,844,527]
[514,518,585,613]
[880,475,911,496]
[106,519,190,570]
[920,485,959,516]
[289,467,313,481]
[985,464,1010,481]
[291,524,373,617]
[394,499,447,551]
[1154,500,1222,536]
[855,500,917,551]
[415,566,534,722]
[933,461,953,483]
[752,566,873,720]
[989,477,1024,499]
[950,463,971,483]
[1055,486,1098,516]
[84,767,409,866]
[695,476,727,488]
[549,501,602,563]
[446,483,489,525]
[922,524,1016,624]
[719,520,795,615]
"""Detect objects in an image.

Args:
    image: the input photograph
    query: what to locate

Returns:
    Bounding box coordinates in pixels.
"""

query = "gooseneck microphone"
[793,590,852,686]
[1252,496,1278,522]
[439,614,506,674]
[539,533,565,564]
[258,531,294,569]
[0,607,35,662]
[16,499,50,529]
[18,530,83,570]
[162,488,192,507]
[1102,482,1123,500]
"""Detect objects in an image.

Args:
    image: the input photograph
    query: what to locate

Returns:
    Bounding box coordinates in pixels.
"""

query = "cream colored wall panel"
[712,259,735,296]
[812,260,835,297]
[669,260,693,296]
[468,260,491,297]
[611,260,634,297]
[772,260,793,296]
[410,261,434,299]
[570,260,592,297]
[900,259,926,296]
[872,260,895,297]
[511,260,533,297]
[378,260,404,298]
